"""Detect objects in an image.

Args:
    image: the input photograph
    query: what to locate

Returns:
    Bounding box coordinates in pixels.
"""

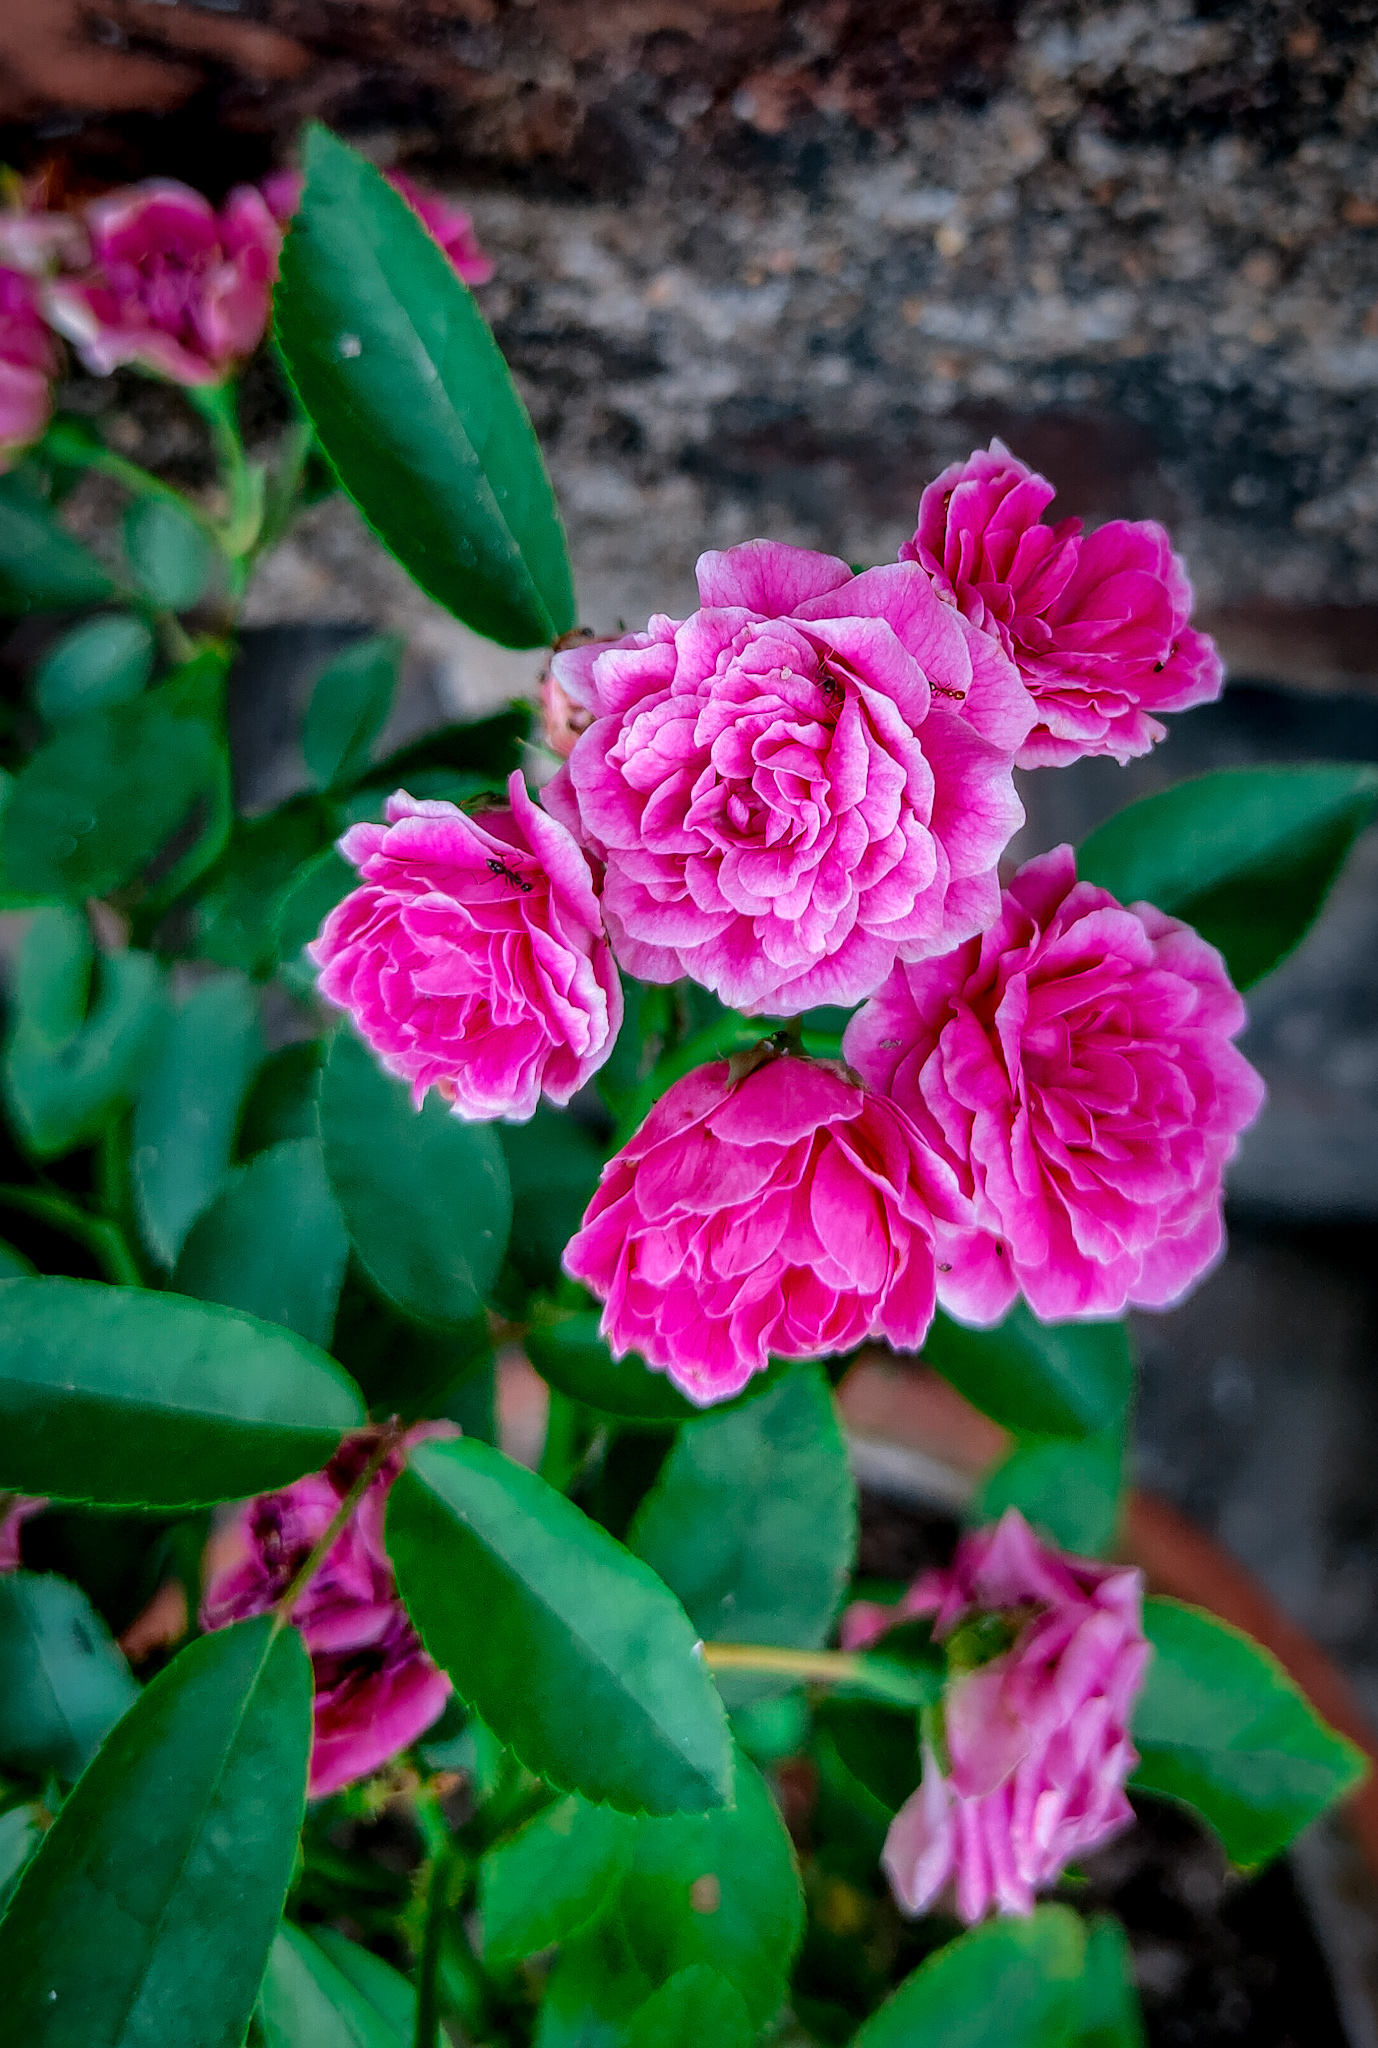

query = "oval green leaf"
[0,472,116,614]
[320,1026,511,1328]
[1131,1596,1367,1867]
[974,1423,1126,1558]
[626,1966,754,2048]
[526,1312,700,1425]
[0,1571,138,1780]
[34,613,155,721]
[923,1305,1133,1442]
[852,1905,1087,2048]
[275,125,574,650]
[132,972,262,1267]
[258,1923,413,2048]
[1078,764,1378,988]
[303,634,401,793]
[124,496,214,612]
[0,1277,365,1507]
[0,1615,311,2048]
[173,1137,349,1348]
[630,1365,856,1702]
[481,1794,636,1965]
[387,1437,732,1815]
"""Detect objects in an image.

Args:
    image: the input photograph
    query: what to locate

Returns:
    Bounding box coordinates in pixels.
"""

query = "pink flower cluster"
[844,1509,1149,1922]
[201,1428,451,1798]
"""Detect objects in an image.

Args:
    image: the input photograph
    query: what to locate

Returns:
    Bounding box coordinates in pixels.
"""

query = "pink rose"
[844,846,1265,1323]
[201,1428,452,1799]
[45,179,281,386]
[903,441,1223,767]
[842,1508,1149,1923]
[543,540,1033,1015]
[0,1495,45,1572]
[0,268,57,469]
[563,1052,962,1405]
[311,775,622,1123]
[261,168,492,286]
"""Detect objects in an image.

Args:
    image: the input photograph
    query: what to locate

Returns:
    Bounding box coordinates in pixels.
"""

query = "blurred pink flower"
[844,845,1264,1323]
[261,167,492,286]
[0,189,86,276]
[843,1508,1148,1923]
[45,179,280,386]
[540,663,595,759]
[563,1052,963,1405]
[0,268,58,468]
[311,776,622,1123]
[904,441,1223,767]
[543,540,1033,1015]
[201,1428,451,1799]
[0,1495,45,1572]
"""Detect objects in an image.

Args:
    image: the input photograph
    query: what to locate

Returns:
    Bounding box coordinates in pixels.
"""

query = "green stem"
[413,1849,452,2048]
[187,381,262,572]
[273,1422,405,1630]
[701,1640,938,1708]
[0,1185,142,1288]
[41,420,218,533]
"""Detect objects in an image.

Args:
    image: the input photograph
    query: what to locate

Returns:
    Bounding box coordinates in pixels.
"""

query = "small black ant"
[487,857,533,893]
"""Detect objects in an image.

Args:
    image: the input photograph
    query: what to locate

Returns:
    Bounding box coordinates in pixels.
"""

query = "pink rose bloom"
[0,1495,45,1572]
[541,663,595,759]
[311,775,622,1123]
[563,1052,963,1405]
[543,540,1033,1015]
[261,168,492,286]
[904,441,1223,767]
[45,179,281,386]
[842,1508,1149,1923]
[201,1428,451,1799]
[844,846,1265,1323]
[0,268,58,468]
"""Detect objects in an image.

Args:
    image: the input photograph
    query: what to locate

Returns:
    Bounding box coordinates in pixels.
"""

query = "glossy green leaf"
[387,1437,732,1814]
[1077,1916,1145,2048]
[173,1137,349,1347]
[275,126,574,649]
[617,1747,803,2031]
[0,651,227,905]
[482,1794,636,1964]
[852,1905,1087,2048]
[123,496,214,612]
[303,634,400,792]
[132,972,261,1266]
[1078,764,1378,988]
[0,472,116,613]
[361,701,531,794]
[238,1041,325,1156]
[975,1423,1125,1557]
[498,1107,607,1290]
[274,847,355,989]
[320,1026,510,1327]
[0,1238,34,1277]
[631,1366,856,1703]
[0,1277,364,1506]
[924,1307,1133,1442]
[35,613,155,720]
[536,1913,654,2048]
[1131,1597,1366,1866]
[196,801,329,978]
[0,1803,40,1909]
[0,1571,138,1780]
[329,1264,492,1423]
[4,909,166,1160]
[258,1922,412,2047]
[526,1312,702,1425]
[625,1967,753,2048]
[0,1616,311,2048]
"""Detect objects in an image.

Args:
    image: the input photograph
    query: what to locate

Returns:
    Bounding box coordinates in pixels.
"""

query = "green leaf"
[482,1794,636,1964]
[303,634,401,792]
[625,1967,753,2048]
[616,1747,803,2031]
[852,1905,1087,2048]
[0,472,116,613]
[498,1107,607,1291]
[173,1137,349,1348]
[0,1571,138,1780]
[923,1307,1133,1442]
[258,1923,413,2047]
[273,846,355,989]
[630,1366,856,1703]
[132,972,261,1266]
[320,1026,510,1328]
[1131,1596,1367,1866]
[123,496,214,612]
[0,651,228,906]
[275,126,574,649]
[0,1238,34,1277]
[526,1312,703,1426]
[361,702,531,794]
[0,1803,40,1909]
[0,1615,311,2048]
[34,613,155,720]
[0,1276,364,1507]
[332,1265,492,1422]
[387,1437,732,1814]
[238,1041,325,1157]
[4,910,166,1160]
[1077,1917,1144,2048]
[536,1913,654,2048]
[1078,765,1378,988]
[975,1423,1125,1557]
[196,801,330,978]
